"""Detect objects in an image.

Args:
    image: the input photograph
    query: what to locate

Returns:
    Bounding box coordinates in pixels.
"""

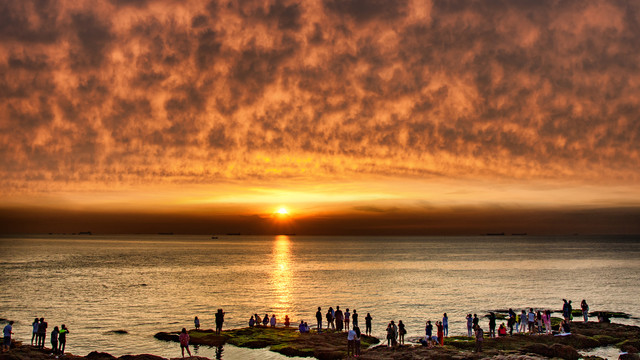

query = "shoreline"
[2,320,640,360]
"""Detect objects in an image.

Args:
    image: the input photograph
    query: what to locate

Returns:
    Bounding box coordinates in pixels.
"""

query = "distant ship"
[485,232,505,236]
[158,232,174,235]
[511,233,527,236]
[78,231,92,235]
[211,236,218,239]
[226,233,241,235]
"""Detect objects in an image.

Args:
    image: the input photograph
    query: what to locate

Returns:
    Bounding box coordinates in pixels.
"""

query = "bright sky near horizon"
[1,0,639,234]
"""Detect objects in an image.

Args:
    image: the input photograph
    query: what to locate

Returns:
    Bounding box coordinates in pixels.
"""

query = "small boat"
[211,236,218,239]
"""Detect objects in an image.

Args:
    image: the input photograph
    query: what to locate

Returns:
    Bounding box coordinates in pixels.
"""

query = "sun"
[276,207,289,215]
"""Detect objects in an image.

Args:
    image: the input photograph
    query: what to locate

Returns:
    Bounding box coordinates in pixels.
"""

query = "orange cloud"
[1,0,639,233]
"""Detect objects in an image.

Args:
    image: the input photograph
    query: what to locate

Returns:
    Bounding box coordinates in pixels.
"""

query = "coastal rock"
[86,351,117,360]
[523,343,580,360]
[118,355,166,360]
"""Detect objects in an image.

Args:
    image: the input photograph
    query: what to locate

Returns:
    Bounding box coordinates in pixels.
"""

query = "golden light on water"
[270,235,292,315]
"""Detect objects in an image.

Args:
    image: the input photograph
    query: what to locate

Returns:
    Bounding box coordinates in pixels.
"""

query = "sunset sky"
[1,0,639,235]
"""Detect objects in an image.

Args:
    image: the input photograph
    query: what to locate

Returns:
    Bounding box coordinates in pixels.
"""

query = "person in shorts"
[179,328,192,357]
[2,321,13,352]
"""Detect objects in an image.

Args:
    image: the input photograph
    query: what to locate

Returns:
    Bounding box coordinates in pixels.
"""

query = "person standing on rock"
[344,308,350,331]
[507,309,516,335]
[562,299,570,322]
[37,317,47,348]
[215,309,225,334]
[270,314,277,327]
[194,316,200,330]
[488,312,496,338]
[346,327,356,356]
[397,320,406,345]
[425,320,433,341]
[2,321,13,352]
[179,328,192,357]
[466,314,473,337]
[58,324,69,354]
[436,320,444,345]
[315,307,322,333]
[442,313,448,337]
[354,325,362,356]
[581,300,589,322]
[352,309,358,328]
[326,307,334,330]
[31,318,39,346]
[50,326,59,354]
[262,314,269,326]
[365,313,372,336]
[335,306,344,331]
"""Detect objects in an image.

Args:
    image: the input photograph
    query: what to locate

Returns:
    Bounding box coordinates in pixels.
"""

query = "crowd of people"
[0,317,70,355]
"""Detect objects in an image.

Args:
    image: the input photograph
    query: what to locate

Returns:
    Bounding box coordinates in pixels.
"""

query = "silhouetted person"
[334,306,344,331]
[50,326,59,354]
[58,324,69,354]
[284,315,290,327]
[31,318,39,346]
[489,312,496,337]
[398,320,406,345]
[37,317,47,348]
[194,316,200,330]
[365,313,372,336]
[215,309,225,334]
[316,307,322,332]
[352,309,358,328]
[262,313,269,326]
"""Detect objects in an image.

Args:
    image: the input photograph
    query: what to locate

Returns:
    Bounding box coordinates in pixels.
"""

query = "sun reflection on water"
[270,235,292,315]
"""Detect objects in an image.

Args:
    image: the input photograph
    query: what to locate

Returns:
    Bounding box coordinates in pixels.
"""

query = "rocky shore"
[153,321,640,360]
[2,319,639,360]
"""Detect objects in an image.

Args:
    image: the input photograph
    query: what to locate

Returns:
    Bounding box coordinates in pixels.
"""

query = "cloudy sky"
[1,0,639,234]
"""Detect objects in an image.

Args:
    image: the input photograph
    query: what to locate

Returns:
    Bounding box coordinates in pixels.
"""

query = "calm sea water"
[0,235,639,359]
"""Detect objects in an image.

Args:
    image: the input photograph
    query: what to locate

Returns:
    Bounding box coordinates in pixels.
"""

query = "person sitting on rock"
[249,316,255,327]
[498,323,507,337]
[284,315,290,327]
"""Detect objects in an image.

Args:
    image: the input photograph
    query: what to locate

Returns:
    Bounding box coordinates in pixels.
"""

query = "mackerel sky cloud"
[1,0,639,234]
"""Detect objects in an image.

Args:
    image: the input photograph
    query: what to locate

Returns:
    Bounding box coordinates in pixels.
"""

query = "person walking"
[179,328,192,358]
[50,326,59,354]
[58,324,69,354]
[365,313,372,336]
[442,313,448,337]
[316,307,322,333]
[2,321,13,353]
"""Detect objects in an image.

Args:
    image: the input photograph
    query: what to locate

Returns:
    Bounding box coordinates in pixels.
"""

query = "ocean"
[1,234,639,359]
